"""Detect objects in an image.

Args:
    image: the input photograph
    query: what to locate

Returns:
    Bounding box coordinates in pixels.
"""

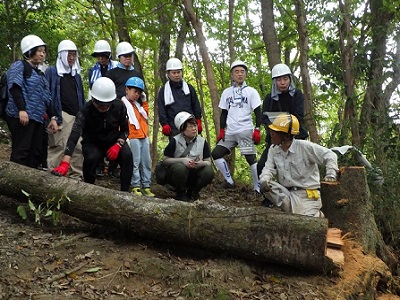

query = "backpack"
[0,60,32,118]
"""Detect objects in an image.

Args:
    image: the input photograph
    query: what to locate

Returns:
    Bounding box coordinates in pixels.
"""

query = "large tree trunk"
[0,161,338,273]
[260,0,281,69]
[293,0,319,144]
[338,0,360,146]
[181,0,220,135]
[321,167,397,272]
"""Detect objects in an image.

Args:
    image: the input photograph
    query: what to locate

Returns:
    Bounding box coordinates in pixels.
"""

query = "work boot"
[220,181,236,189]
[261,197,274,208]
[142,187,155,197]
[131,187,143,196]
[186,189,200,201]
[175,191,188,201]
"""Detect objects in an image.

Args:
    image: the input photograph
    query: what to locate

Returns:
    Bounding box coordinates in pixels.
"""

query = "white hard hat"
[230,60,247,72]
[58,40,78,53]
[166,58,183,71]
[20,35,46,55]
[116,42,134,57]
[174,111,195,131]
[271,63,291,78]
[90,77,116,103]
[92,40,111,56]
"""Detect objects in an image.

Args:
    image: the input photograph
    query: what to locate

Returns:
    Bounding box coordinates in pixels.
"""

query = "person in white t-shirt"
[211,60,262,192]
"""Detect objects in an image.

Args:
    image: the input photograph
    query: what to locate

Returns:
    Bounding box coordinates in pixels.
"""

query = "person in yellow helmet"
[259,113,338,217]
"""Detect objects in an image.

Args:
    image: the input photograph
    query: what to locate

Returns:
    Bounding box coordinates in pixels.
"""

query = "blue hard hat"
[125,77,145,91]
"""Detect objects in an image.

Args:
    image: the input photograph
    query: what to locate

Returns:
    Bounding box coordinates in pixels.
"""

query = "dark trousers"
[166,163,214,193]
[82,143,133,191]
[6,115,43,168]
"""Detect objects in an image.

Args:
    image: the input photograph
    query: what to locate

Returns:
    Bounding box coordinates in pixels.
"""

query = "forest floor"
[0,141,399,300]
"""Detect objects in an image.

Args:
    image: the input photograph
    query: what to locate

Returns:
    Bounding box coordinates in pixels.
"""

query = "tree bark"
[260,0,281,69]
[181,0,220,135]
[293,0,319,144]
[338,0,360,146]
[0,161,337,273]
[321,167,397,272]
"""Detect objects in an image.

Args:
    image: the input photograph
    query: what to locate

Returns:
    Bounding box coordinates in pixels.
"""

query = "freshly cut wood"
[0,161,339,273]
[326,248,344,266]
[327,228,344,249]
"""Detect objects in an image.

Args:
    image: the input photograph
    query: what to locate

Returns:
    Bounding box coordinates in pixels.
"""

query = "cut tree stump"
[0,160,339,273]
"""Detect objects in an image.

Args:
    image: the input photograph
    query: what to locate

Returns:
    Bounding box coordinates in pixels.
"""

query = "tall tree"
[181,0,220,134]
[294,0,319,143]
[260,0,281,69]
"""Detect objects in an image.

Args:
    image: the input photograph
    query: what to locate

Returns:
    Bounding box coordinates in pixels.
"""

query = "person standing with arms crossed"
[211,60,262,193]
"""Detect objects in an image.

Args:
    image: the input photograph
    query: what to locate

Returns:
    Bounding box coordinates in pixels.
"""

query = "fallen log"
[0,161,338,273]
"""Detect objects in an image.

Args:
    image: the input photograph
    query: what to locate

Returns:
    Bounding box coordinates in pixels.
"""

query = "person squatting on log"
[121,77,155,197]
[4,35,59,169]
[158,58,203,139]
[211,60,262,192]
[51,77,133,192]
[45,40,86,178]
[162,111,214,201]
[259,113,338,217]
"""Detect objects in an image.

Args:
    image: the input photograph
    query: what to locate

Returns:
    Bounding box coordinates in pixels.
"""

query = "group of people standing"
[4,33,338,218]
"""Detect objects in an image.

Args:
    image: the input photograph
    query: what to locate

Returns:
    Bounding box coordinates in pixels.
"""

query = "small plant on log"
[16,190,71,225]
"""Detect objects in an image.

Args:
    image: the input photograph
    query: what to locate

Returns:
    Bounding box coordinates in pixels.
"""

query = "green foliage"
[17,190,71,225]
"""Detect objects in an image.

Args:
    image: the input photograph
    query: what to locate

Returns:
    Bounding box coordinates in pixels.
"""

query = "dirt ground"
[0,140,399,300]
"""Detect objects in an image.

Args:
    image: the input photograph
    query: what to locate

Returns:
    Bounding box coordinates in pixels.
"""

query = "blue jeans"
[129,137,152,188]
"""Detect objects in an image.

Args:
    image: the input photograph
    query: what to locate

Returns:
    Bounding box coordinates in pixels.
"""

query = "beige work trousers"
[47,111,83,178]
[264,181,324,218]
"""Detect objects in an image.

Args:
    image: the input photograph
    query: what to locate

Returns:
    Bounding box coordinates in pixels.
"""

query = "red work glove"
[216,129,225,143]
[51,161,70,177]
[162,124,171,136]
[107,143,121,161]
[252,128,261,145]
[196,119,203,134]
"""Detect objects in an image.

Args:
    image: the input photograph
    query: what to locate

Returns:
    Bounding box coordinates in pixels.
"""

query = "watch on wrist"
[118,140,124,147]
[51,116,58,121]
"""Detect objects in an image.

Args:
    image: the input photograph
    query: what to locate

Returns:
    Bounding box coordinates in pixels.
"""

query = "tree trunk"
[293,0,319,144]
[338,0,360,146]
[0,161,338,273]
[260,0,281,69]
[321,167,397,272]
[181,0,220,135]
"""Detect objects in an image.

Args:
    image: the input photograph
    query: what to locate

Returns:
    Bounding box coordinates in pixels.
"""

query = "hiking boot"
[220,181,236,189]
[131,187,143,196]
[187,189,200,201]
[175,191,188,201]
[261,198,274,208]
[109,168,121,178]
[96,166,105,177]
[142,188,155,197]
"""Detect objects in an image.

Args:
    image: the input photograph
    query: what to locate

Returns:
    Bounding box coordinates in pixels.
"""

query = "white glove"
[260,180,272,193]
[141,92,147,102]
[323,175,336,182]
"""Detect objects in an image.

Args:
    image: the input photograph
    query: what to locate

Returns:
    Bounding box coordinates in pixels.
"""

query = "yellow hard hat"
[268,113,299,135]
